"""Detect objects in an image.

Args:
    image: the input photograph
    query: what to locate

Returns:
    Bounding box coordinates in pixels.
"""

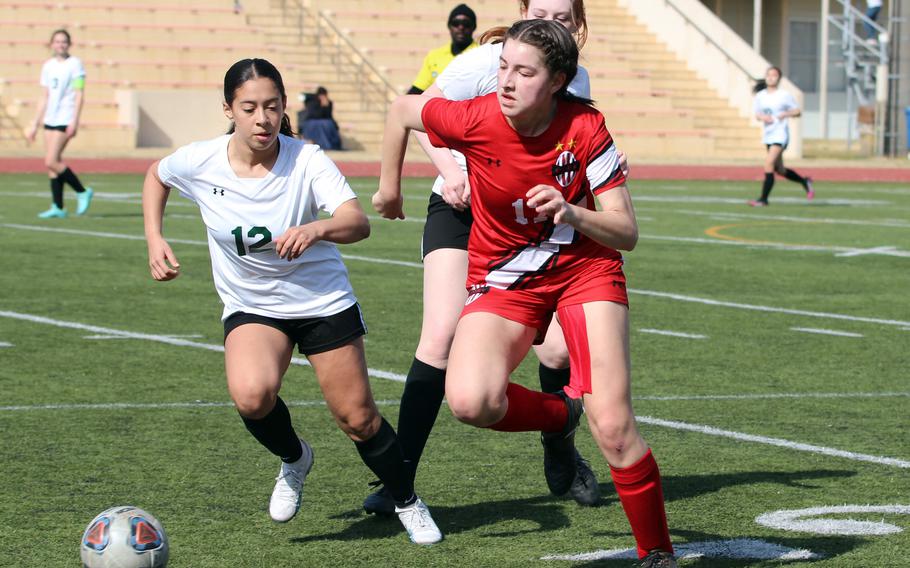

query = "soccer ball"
[80,506,169,568]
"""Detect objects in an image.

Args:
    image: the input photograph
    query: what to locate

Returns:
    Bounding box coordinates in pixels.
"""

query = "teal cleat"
[37,205,67,219]
[75,187,94,216]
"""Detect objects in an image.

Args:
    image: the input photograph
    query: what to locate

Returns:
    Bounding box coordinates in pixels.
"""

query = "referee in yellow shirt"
[407,4,478,94]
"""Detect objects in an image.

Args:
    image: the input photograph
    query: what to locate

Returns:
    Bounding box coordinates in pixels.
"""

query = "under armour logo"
[486,157,501,167]
[213,187,225,196]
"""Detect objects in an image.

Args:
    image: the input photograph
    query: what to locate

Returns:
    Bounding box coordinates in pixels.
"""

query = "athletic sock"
[538,363,571,394]
[354,417,415,505]
[50,176,64,208]
[396,358,446,480]
[59,167,87,193]
[759,172,774,202]
[240,396,303,463]
[783,168,809,190]
[488,382,567,433]
[610,449,674,559]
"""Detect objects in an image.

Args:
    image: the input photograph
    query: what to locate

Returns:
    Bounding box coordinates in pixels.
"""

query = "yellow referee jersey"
[412,42,478,91]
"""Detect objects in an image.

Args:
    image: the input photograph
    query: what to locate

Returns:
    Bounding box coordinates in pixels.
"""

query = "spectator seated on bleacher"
[297,86,342,150]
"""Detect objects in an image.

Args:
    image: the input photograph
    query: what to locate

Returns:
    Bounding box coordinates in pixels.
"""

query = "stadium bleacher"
[0,0,760,159]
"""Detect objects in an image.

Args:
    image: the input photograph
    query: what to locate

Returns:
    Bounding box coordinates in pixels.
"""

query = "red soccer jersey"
[422,93,627,291]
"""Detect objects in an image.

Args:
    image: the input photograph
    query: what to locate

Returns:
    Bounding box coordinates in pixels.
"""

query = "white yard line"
[0,223,423,268]
[666,208,910,229]
[637,391,909,401]
[1,391,904,412]
[791,327,864,338]
[0,399,403,412]
[637,415,910,469]
[542,538,819,561]
[0,341,12,347]
[633,195,889,206]
[630,289,910,328]
[4,223,909,327]
[638,328,707,339]
[640,234,910,257]
[3,311,906,470]
[0,310,406,383]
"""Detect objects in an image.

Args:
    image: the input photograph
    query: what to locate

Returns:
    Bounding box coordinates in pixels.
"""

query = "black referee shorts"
[223,303,367,356]
[421,192,473,258]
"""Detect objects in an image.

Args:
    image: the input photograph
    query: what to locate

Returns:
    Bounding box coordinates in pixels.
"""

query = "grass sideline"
[0,174,908,567]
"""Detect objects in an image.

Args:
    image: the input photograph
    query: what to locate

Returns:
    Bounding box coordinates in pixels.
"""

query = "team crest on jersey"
[552,150,580,188]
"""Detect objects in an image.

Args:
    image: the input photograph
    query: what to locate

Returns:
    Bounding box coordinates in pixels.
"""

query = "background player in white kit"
[748,66,814,207]
[141,58,441,545]
[25,29,94,219]
[364,0,614,516]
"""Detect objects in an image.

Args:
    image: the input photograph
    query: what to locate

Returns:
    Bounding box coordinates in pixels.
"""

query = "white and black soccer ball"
[80,506,169,568]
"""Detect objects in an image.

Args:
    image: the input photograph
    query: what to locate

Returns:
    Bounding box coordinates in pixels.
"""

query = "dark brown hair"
[753,65,783,94]
[503,19,592,105]
[223,58,294,137]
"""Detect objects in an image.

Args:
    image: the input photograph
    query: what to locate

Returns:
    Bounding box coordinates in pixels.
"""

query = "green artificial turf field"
[0,174,907,567]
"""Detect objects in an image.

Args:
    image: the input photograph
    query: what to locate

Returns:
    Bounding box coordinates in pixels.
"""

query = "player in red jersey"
[374,19,675,568]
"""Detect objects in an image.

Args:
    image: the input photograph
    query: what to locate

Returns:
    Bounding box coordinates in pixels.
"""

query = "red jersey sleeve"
[586,114,626,195]
[421,96,485,152]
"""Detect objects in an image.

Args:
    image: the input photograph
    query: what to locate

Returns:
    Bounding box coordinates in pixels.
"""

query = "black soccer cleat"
[640,549,677,568]
[362,482,396,516]
[569,450,601,506]
[541,391,585,496]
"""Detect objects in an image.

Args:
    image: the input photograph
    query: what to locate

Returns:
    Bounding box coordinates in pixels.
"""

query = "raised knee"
[233,390,275,419]
[589,415,635,454]
[336,410,379,442]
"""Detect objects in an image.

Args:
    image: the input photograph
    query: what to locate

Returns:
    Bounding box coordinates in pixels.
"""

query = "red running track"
[1,157,908,182]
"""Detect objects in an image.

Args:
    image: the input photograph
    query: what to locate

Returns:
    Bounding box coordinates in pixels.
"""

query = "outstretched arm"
[373,95,432,220]
[413,84,471,210]
[142,161,181,280]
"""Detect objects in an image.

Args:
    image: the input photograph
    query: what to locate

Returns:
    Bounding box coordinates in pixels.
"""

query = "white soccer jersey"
[753,88,798,146]
[158,134,359,321]
[40,56,85,126]
[429,42,591,196]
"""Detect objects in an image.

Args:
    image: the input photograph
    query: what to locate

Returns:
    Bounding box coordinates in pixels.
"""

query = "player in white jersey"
[25,29,93,219]
[748,66,814,207]
[364,0,615,516]
[141,59,441,545]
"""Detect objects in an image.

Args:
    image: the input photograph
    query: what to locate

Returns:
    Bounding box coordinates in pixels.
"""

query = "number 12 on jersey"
[512,199,547,225]
[231,226,273,256]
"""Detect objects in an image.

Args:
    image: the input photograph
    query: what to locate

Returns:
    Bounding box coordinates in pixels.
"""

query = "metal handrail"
[313,10,399,102]
[274,0,398,112]
[662,0,758,78]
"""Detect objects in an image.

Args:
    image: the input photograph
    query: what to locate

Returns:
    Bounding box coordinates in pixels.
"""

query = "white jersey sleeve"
[435,43,499,100]
[158,140,214,203]
[39,60,51,88]
[304,148,357,215]
[569,65,591,99]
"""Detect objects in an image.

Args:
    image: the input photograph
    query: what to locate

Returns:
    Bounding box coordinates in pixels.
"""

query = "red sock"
[488,383,567,432]
[610,449,673,559]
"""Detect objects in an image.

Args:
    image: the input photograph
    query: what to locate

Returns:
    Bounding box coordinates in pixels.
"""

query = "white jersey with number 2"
[158,134,358,321]
[753,88,798,146]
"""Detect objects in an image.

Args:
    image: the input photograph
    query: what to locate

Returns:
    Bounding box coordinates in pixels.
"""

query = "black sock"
[538,363,571,394]
[240,397,303,463]
[396,358,446,480]
[50,177,64,208]
[783,168,809,190]
[59,167,86,193]
[355,417,414,505]
[759,172,774,202]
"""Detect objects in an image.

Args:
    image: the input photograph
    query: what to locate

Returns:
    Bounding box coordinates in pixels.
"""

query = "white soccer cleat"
[269,440,314,523]
[395,497,443,545]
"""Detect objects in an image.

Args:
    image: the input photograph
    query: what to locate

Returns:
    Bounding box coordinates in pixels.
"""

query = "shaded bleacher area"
[0,0,760,161]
